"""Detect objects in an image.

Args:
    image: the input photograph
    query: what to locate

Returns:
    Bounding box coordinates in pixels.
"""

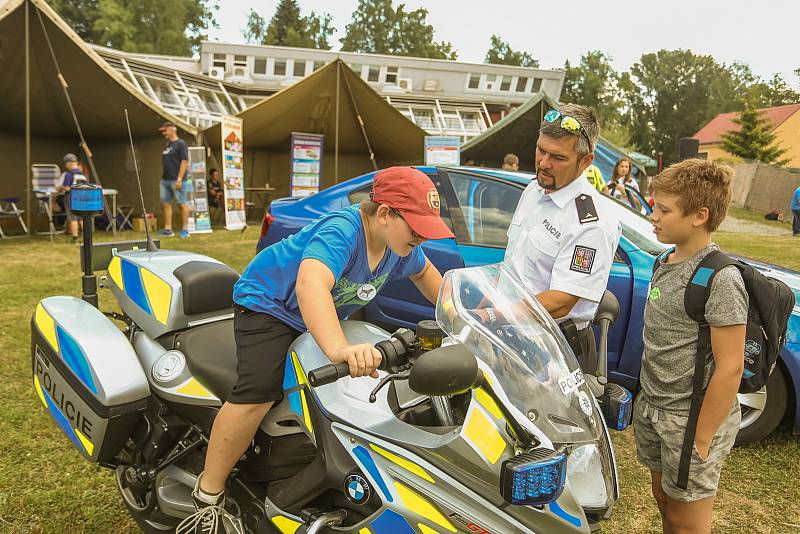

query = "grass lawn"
[1,228,799,533]
[728,206,792,230]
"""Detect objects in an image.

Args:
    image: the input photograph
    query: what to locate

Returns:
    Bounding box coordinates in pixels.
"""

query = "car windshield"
[436,264,603,445]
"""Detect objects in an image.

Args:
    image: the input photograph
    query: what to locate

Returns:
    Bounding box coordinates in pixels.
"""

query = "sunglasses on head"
[543,109,593,152]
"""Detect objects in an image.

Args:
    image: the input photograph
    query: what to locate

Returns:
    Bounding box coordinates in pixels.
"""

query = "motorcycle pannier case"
[31,297,150,462]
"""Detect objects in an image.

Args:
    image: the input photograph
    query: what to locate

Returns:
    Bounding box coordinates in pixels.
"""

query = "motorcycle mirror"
[408,344,481,396]
[593,290,620,326]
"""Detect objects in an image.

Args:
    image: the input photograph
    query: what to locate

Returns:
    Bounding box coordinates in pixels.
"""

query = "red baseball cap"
[371,167,455,240]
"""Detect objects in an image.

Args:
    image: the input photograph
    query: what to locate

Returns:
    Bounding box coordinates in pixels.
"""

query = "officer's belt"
[558,319,590,359]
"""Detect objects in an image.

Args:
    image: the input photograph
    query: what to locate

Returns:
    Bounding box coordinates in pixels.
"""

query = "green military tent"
[0,0,197,232]
[202,59,427,200]
[460,92,646,181]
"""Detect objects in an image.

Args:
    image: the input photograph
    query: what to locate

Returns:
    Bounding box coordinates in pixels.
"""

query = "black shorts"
[228,304,302,405]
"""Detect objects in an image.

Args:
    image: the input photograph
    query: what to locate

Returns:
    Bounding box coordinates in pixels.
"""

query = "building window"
[531,78,542,93]
[233,55,247,67]
[468,74,480,89]
[515,76,528,92]
[274,59,287,76]
[484,74,499,91]
[253,58,267,75]
[500,76,512,91]
[293,60,306,77]
[212,53,226,69]
[411,108,438,131]
[368,66,380,82]
[386,66,399,84]
[313,61,324,71]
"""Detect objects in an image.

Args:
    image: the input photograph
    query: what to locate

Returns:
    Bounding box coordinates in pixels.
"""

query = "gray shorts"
[633,393,740,502]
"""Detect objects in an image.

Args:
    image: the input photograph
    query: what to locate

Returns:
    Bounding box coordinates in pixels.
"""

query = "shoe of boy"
[158,228,175,237]
[179,229,190,239]
[176,475,244,534]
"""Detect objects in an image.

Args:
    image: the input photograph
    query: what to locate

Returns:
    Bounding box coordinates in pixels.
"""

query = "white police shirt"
[504,171,622,329]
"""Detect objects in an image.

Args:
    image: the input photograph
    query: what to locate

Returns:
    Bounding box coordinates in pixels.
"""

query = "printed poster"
[424,136,461,166]
[221,115,246,230]
[291,132,323,198]
[188,146,212,233]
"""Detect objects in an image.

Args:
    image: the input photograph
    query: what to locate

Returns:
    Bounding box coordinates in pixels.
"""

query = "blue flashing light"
[500,449,567,506]
[70,184,104,216]
[601,383,633,431]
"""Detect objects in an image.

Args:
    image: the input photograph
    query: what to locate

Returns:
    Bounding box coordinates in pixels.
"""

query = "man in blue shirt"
[179,167,454,533]
[791,185,800,236]
[158,122,190,238]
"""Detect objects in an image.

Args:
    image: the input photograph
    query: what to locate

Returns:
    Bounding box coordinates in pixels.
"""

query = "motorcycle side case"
[31,296,150,462]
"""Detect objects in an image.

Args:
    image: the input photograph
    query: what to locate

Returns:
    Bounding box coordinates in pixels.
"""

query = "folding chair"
[31,164,64,240]
[0,197,27,238]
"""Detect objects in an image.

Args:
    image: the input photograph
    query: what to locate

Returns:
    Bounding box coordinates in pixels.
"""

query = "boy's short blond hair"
[650,159,733,232]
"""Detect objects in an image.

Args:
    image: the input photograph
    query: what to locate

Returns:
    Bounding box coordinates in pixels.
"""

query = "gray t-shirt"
[640,243,748,413]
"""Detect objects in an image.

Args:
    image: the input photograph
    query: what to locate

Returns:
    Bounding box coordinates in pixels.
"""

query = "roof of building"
[693,103,800,145]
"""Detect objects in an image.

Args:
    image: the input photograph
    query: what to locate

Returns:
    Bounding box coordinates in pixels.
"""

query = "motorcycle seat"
[173,261,240,316]
[175,318,238,400]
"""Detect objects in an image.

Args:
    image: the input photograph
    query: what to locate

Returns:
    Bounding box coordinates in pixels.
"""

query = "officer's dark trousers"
[793,210,800,235]
[576,327,598,374]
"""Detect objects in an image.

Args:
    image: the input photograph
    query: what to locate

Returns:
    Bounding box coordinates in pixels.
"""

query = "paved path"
[718,216,792,236]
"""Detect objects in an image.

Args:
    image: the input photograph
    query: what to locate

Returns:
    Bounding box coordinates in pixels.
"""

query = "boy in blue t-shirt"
[55,153,88,243]
[183,167,454,532]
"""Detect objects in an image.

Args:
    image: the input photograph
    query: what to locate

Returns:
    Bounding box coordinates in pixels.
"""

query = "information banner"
[221,115,246,230]
[424,136,461,166]
[188,146,212,233]
[291,132,323,198]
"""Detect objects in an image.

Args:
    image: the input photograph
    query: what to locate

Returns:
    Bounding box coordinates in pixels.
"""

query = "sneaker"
[176,475,244,534]
[179,229,190,239]
[158,228,175,237]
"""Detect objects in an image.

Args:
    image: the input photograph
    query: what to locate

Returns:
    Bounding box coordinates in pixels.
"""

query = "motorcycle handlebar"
[307,362,352,387]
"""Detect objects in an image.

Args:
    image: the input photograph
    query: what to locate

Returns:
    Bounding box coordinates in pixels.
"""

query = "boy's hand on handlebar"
[330,344,382,378]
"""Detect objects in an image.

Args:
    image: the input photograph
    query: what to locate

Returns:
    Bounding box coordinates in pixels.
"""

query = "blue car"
[257,166,800,445]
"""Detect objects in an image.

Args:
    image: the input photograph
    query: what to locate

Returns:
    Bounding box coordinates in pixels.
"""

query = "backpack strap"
[676,249,737,490]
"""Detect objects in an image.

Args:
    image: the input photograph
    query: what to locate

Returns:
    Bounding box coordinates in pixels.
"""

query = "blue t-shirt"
[792,187,800,211]
[162,138,189,181]
[233,205,427,331]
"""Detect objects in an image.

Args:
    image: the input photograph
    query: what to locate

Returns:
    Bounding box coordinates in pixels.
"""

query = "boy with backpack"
[635,159,792,533]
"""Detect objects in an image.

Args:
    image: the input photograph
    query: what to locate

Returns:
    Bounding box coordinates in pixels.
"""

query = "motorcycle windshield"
[436,264,602,445]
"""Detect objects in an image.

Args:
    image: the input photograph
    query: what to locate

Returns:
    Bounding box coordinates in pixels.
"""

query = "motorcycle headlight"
[500,448,567,506]
[566,443,609,509]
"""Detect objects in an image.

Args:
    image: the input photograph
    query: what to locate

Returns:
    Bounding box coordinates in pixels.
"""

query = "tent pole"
[25,0,32,235]
[335,61,340,184]
[341,66,378,172]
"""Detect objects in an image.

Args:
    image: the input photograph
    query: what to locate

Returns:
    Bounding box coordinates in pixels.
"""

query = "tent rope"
[34,5,113,221]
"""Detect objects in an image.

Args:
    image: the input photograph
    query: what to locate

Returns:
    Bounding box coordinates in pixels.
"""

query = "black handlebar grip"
[308,362,351,387]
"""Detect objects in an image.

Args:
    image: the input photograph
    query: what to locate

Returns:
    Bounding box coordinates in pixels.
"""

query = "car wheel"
[735,365,788,446]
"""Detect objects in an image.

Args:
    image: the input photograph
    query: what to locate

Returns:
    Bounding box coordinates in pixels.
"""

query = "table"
[244,186,276,223]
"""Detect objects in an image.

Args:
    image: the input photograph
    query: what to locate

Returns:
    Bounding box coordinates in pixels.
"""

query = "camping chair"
[0,197,27,238]
[31,164,64,240]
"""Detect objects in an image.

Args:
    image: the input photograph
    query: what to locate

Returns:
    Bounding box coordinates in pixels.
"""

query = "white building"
[96,41,566,141]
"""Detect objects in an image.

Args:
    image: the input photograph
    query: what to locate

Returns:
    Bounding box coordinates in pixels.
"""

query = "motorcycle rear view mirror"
[408,344,482,396]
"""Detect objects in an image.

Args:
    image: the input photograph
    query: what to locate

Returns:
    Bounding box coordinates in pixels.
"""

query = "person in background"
[54,153,88,243]
[791,184,800,236]
[207,168,224,209]
[502,153,519,172]
[586,164,609,194]
[158,121,190,239]
[611,157,638,197]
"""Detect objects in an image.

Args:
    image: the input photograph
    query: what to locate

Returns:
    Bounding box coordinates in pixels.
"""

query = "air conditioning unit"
[398,77,412,92]
[423,79,439,92]
[232,67,249,78]
[209,66,225,80]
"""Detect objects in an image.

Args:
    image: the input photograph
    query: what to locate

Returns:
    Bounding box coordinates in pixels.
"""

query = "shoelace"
[175,504,245,534]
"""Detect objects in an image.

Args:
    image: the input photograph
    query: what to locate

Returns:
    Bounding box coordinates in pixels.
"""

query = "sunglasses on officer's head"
[543,109,593,152]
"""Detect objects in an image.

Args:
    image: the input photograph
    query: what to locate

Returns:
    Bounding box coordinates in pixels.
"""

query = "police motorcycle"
[31,186,632,534]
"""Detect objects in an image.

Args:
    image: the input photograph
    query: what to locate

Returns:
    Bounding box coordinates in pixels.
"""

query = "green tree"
[341,0,457,60]
[243,1,335,49]
[484,35,538,67]
[720,101,790,165]
[94,0,217,55]
[623,49,740,163]
[49,0,102,42]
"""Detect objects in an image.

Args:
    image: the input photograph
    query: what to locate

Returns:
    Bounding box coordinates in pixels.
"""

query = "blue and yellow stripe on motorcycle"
[281,352,313,435]
[270,515,302,534]
[113,256,172,325]
[463,403,508,465]
[393,482,456,532]
[35,304,97,394]
[33,374,94,457]
[369,443,434,483]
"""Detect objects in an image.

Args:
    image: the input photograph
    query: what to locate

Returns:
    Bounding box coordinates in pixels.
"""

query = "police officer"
[504,104,621,372]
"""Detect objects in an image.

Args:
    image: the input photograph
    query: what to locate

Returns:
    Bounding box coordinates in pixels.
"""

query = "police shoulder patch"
[575,194,599,224]
[570,246,596,274]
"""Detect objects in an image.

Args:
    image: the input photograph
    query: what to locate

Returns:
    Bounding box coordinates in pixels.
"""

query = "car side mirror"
[408,344,482,396]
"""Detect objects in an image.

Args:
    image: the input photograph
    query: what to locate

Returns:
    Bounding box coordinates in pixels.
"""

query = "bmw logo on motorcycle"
[344,474,371,505]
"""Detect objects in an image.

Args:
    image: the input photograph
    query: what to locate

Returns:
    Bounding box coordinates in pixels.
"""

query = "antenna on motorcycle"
[124,109,158,253]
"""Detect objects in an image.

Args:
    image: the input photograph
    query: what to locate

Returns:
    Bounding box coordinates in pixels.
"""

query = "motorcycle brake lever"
[368,370,411,403]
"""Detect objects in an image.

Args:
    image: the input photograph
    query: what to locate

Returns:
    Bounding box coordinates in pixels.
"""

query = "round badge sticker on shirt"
[357,283,378,301]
